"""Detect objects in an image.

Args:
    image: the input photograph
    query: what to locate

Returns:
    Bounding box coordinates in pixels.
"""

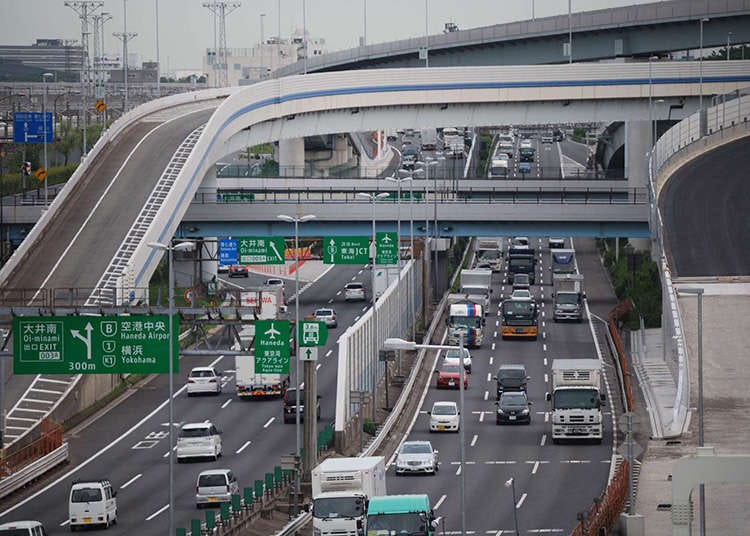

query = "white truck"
[459,269,493,312]
[549,248,576,275]
[475,238,503,272]
[239,287,286,320]
[446,299,485,348]
[312,456,387,536]
[546,359,606,443]
[443,133,464,159]
[552,274,585,322]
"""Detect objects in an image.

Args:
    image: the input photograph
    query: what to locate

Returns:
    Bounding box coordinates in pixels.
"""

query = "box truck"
[546,359,606,443]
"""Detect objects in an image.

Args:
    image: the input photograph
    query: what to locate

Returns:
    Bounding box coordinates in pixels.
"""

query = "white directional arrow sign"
[300,347,318,362]
[70,322,94,361]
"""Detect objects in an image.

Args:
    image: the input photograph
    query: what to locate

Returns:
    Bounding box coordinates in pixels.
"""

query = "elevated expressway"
[275,0,750,75]
[0,61,748,450]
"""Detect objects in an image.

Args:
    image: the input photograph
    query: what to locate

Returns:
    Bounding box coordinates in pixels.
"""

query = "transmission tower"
[203,1,241,87]
[64,0,103,157]
[91,11,112,115]
[113,0,137,113]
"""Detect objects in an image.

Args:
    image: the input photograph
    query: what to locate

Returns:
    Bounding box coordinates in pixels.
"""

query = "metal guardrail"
[0,443,69,499]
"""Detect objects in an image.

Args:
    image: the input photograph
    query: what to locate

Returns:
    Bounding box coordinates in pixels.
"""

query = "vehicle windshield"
[479,250,500,260]
[401,443,432,454]
[0,529,36,535]
[501,393,527,406]
[490,165,507,176]
[432,404,457,415]
[448,316,482,328]
[316,310,333,317]
[71,487,102,502]
[508,258,532,268]
[440,365,461,374]
[179,427,210,438]
[190,369,214,378]
[499,368,526,379]
[367,512,428,535]
[556,294,580,305]
[313,496,366,519]
[514,275,529,284]
[198,474,227,487]
[502,301,536,316]
[445,348,469,359]
[553,389,601,410]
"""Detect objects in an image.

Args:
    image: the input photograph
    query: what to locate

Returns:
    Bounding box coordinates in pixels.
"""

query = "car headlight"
[496,408,505,414]
[521,408,529,414]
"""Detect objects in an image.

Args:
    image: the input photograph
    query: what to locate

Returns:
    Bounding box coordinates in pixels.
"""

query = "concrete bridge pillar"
[279,138,305,177]
[333,134,351,164]
[625,121,653,251]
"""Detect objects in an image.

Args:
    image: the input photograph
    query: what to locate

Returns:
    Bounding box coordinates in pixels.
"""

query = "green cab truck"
[366,494,437,535]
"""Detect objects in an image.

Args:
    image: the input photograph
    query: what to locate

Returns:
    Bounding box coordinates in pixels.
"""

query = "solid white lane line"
[325,350,332,357]
[532,461,540,475]
[121,473,142,489]
[470,435,478,447]
[263,417,275,428]
[146,504,169,520]
[516,493,527,509]
[236,441,251,454]
[541,434,547,446]
[434,494,447,510]
[221,399,232,409]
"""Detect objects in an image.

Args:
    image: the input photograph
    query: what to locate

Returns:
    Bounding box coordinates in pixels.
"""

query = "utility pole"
[65,0,103,158]
[113,0,137,114]
[203,1,241,87]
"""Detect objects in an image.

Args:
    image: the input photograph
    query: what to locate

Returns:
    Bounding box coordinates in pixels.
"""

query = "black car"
[496,391,532,424]
[496,364,529,399]
[283,388,321,423]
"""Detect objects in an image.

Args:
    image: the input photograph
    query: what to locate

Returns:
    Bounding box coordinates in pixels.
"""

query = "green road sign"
[254,320,290,374]
[376,232,398,265]
[220,192,255,203]
[12,315,178,375]
[323,236,370,264]
[299,321,328,347]
[238,236,286,265]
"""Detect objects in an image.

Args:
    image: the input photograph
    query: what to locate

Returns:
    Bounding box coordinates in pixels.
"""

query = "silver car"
[395,441,439,475]
[195,469,239,508]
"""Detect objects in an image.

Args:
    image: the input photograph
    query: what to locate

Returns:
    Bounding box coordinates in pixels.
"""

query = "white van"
[69,479,117,530]
[176,422,223,462]
[196,469,240,508]
[0,521,48,535]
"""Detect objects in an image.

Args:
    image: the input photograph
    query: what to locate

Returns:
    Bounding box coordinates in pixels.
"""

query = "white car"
[443,347,472,373]
[344,282,366,301]
[196,469,239,508]
[428,401,460,432]
[510,289,533,300]
[314,308,337,328]
[217,263,229,274]
[265,278,285,289]
[549,237,565,249]
[187,366,222,396]
[395,441,439,475]
[0,521,47,535]
[68,479,117,530]
[177,422,223,462]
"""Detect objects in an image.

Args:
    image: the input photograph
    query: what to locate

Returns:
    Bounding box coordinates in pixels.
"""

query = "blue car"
[518,162,532,174]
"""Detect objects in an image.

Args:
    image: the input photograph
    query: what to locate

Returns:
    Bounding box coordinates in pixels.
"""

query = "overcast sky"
[1,0,657,72]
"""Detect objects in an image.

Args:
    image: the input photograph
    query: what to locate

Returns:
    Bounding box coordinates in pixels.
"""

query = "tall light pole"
[260,13,266,78]
[424,0,429,67]
[363,0,367,46]
[699,17,709,111]
[678,286,705,536]
[384,337,467,535]
[726,31,733,61]
[358,192,388,421]
[505,477,520,535]
[42,72,54,209]
[147,239,195,536]
[155,0,160,96]
[277,212,316,501]
[398,167,422,341]
[302,0,308,75]
[568,0,573,64]
[386,174,413,375]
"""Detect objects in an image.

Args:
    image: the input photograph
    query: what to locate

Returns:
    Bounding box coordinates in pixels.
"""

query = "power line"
[203,1,241,87]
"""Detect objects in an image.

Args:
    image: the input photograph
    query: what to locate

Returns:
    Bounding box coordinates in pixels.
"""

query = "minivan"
[68,479,117,530]
[176,422,223,462]
[196,469,240,508]
[0,521,48,535]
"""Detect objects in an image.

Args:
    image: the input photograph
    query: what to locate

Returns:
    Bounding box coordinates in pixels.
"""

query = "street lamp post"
[384,337,467,536]
[147,239,195,536]
[699,18,709,112]
[385,174,412,354]
[260,13,266,78]
[726,32,733,61]
[678,286,705,536]
[42,72,54,209]
[358,192,388,422]
[277,212,315,504]
[568,0,573,64]
[155,0,160,96]
[505,477,520,535]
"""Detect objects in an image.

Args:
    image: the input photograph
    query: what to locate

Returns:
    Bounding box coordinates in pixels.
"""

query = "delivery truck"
[312,456,386,536]
[552,273,585,322]
[546,359,606,443]
[459,269,493,312]
[446,299,485,347]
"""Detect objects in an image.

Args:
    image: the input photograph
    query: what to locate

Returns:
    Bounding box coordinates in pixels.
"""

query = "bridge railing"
[650,86,750,437]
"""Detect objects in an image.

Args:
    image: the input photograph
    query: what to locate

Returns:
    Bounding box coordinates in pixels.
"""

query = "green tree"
[54,121,81,166]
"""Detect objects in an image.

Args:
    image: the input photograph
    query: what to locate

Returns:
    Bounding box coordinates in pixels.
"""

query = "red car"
[435,362,469,390]
[229,264,249,277]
